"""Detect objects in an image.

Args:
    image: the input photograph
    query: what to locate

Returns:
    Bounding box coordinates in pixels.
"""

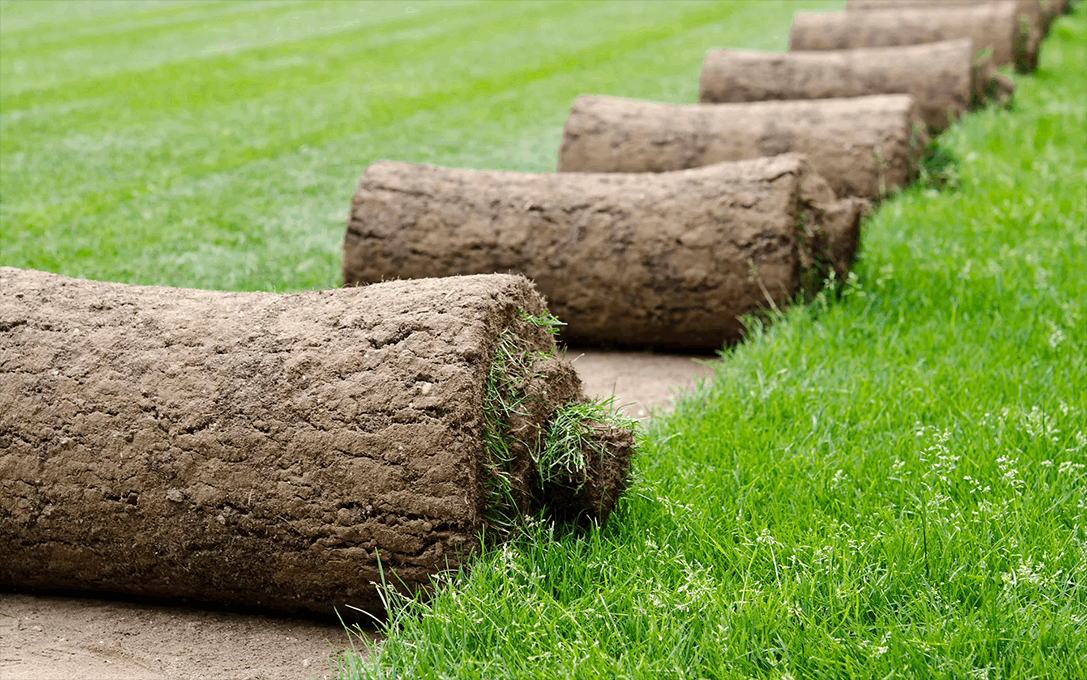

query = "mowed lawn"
[3,2,1086,679]
[2,0,837,291]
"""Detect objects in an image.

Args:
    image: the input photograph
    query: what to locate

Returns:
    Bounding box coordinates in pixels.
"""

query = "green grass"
[1,0,837,290]
[3,2,1085,679]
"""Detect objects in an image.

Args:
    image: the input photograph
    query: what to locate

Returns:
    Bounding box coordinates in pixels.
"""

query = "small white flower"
[756,528,777,546]
[1047,322,1066,349]
[1058,461,1085,475]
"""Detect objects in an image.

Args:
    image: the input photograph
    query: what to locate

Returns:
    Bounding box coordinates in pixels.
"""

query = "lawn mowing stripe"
[0,0,665,176]
[0,2,762,243]
[2,1,840,291]
[0,1,475,95]
[2,1,334,54]
[0,1,562,116]
[0,0,230,39]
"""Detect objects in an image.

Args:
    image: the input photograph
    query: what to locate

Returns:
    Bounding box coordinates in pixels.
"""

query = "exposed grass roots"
[536,397,635,489]
[481,309,631,535]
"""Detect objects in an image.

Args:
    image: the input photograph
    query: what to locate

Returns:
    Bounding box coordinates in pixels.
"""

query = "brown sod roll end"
[343,154,866,350]
[0,268,635,616]
[790,1,1039,73]
[557,93,927,200]
[699,39,1014,133]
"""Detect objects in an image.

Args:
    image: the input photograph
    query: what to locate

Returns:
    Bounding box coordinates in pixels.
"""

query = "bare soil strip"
[0,591,369,680]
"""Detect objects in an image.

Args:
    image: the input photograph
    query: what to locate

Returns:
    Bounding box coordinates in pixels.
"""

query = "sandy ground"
[0,593,374,680]
[568,348,717,418]
[0,349,718,680]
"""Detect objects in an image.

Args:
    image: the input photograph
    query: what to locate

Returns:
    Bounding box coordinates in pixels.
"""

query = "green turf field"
[3,2,1085,679]
[1,0,838,291]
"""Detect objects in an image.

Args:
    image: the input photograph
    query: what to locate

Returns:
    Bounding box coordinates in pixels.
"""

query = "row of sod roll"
[1,1,1073,617]
[343,2,1068,352]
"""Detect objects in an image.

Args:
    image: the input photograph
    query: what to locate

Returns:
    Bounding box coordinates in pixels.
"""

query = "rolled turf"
[790,1,1039,73]
[342,154,865,350]
[845,0,1064,38]
[0,267,635,615]
[557,93,927,200]
[699,39,1015,134]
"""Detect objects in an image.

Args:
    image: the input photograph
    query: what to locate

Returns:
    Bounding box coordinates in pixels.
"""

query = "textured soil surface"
[789,2,1035,73]
[558,94,925,201]
[698,39,1015,133]
[0,349,711,679]
[2,268,627,615]
[344,155,864,349]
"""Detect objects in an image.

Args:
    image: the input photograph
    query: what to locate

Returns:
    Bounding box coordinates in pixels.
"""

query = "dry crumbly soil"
[0,349,715,680]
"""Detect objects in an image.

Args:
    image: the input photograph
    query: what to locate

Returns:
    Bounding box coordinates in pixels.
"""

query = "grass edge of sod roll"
[337,8,1087,680]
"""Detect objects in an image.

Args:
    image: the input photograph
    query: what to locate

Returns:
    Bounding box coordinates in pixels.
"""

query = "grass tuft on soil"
[481,310,635,535]
[480,321,544,534]
[535,398,632,489]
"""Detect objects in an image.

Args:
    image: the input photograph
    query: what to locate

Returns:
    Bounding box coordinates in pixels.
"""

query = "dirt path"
[0,349,717,680]
[0,592,372,680]
[570,348,718,418]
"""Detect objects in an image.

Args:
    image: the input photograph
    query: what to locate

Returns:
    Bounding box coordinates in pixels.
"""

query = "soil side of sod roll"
[789,1,1038,74]
[699,39,1015,134]
[342,154,866,350]
[557,93,927,201]
[0,268,635,616]
[845,0,1065,38]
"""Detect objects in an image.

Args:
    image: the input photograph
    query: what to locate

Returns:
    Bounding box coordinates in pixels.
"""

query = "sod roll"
[556,94,927,200]
[0,267,634,616]
[845,0,1062,38]
[698,39,1015,134]
[790,2,1038,73]
[342,154,866,350]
